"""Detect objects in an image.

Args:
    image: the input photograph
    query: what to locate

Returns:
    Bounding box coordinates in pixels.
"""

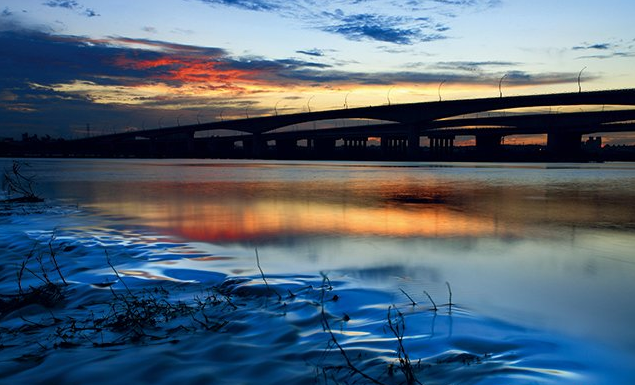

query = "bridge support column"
[275,138,298,159]
[547,132,582,160]
[475,134,503,159]
[428,135,455,159]
[241,133,267,158]
[380,136,408,159]
[407,126,421,160]
[343,137,368,159]
[148,137,161,158]
[154,132,195,157]
[207,137,234,158]
[185,132,195,157]
[311,138,336,158]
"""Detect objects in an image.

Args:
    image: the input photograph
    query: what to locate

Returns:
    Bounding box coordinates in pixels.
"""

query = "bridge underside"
[44,127,616,162]
[23,88,635,161]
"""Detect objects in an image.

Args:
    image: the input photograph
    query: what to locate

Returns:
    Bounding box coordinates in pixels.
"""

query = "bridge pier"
[342,137,368,159]
[150,132,195,157]
[428,135,455,159]
[475,134,503,159]
[547,131,582,160]
[239,133,267,158]
[275,138,298,159]
[310,138,336,158]
[204,137,233,158]
[380,136,408,159]
[407,126,421,160]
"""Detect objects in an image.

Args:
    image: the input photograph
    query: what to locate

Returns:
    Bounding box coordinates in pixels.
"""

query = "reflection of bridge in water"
[72,88,635,160]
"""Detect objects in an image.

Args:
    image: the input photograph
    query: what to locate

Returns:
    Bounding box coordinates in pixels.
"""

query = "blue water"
[1,159,634,384]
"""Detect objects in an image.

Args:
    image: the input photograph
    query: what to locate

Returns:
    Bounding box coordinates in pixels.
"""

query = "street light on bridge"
[307,95,315,113]
[499,73,508,98]
[438,80,446,102]
[578,66,587,93]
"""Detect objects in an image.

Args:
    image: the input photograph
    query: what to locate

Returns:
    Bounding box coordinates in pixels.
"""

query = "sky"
[0,0,634,141]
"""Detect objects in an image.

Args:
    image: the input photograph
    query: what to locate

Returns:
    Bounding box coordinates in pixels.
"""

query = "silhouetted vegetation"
[2,161,43,203]
[1,232,482,384]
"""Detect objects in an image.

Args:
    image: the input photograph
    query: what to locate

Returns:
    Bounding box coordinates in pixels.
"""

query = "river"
[1,159,634,384]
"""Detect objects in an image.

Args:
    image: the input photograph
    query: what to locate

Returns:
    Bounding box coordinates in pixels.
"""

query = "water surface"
[1,159,634,384]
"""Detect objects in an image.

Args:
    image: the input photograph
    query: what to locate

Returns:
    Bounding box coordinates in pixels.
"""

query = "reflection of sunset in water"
[86,174,635,244]
[8,158,635,377]
[95,199,506,242]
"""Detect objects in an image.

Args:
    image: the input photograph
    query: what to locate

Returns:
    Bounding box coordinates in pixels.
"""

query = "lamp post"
[578,66,587,93]
[499,73,508,98]
[438,80,446,102]
[307,95,315,113]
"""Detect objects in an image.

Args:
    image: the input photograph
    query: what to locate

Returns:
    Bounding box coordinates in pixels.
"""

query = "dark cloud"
[195,0,279,11]
[1,7,13,17]
[43,0,80,10]
[0,28,594,138]
[296,49,325,57]
[432,0,477,5]
[572,41,634,60]
[434,61,519,72]
[222,57,331,71]
[190,0,500,45]
[576,52,633,60]
[274,67,583,88]
[573,43,612,50]
[42,0,99,17]
[109,37,228,56]
[84,8,99,17]
[432,0,501,8]
[42,0,100,17]
[320,13,445,45]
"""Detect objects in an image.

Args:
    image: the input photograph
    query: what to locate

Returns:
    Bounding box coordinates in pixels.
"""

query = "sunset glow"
[0,0,633,141]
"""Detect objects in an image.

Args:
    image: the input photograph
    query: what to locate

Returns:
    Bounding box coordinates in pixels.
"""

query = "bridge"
[63,88,635,160]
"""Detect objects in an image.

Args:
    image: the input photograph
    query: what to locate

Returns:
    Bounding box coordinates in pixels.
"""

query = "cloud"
[433,61,519,72]
[320,13,446,45]
[576,52,633,60]
[0,28,587,98]
[296,49,325,57]
[0,28,595,138]
[195,0,279,11]
[83,8,99,17]
[42,0,99,17]
[572,40,634,60]
[1,7,12,17]
[43,0,80,10]
[0,28,334,109]
[142,26,158,34]
[573,43,612,50]
[276,68,582,87]
[190,0,499,45]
